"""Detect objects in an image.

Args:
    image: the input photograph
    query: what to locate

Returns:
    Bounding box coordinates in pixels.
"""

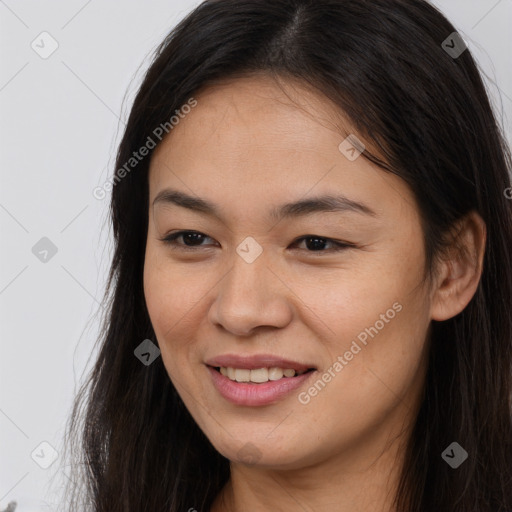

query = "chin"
[208,432,313,469]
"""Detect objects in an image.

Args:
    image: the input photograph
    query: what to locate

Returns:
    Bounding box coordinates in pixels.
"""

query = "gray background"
[1,0,511,509]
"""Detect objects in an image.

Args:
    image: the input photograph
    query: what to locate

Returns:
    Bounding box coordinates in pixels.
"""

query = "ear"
[430,211,486,322]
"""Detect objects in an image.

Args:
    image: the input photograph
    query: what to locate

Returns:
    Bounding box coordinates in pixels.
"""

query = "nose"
[207,253,293,337]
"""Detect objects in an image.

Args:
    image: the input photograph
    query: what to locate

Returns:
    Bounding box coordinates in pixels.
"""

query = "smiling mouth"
[210,366,316,384]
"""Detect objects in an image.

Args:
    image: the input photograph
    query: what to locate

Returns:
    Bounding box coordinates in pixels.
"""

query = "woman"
[63,0,512,510]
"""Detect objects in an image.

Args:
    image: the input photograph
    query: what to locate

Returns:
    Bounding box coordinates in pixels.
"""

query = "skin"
[143,74,486,512]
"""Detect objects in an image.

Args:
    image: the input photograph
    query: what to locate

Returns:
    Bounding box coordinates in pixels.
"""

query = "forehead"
[147,74,416,223]
[150,73,351,168]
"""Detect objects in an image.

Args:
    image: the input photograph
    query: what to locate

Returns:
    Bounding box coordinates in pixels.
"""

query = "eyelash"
[158,230,355,254]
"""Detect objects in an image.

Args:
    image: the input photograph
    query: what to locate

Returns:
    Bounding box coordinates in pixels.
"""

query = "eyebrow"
[152,188,378,221]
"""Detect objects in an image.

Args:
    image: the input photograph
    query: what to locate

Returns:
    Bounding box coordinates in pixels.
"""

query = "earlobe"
[430,211,487,322]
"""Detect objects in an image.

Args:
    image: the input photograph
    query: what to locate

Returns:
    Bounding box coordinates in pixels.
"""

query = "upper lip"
[205,354,316,372]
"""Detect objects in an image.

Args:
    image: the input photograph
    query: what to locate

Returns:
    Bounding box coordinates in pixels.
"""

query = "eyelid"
[291,236,355,252]
[159,230,356,253]
[158,230,218,250]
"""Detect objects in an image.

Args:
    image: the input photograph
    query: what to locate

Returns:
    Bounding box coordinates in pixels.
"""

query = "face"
[143,74,433,470]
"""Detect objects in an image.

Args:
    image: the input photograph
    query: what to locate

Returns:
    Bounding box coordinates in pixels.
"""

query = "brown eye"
[159,230,216,249]
[291,235,355,253]
[159,231,355,254]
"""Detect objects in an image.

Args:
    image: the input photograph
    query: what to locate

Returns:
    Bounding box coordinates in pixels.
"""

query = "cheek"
[302,234,430,419]
[143,246,214,384]
[144,247,204,334]
[143,250,185,369]
[289,304,429,464]
[307,235,427,355]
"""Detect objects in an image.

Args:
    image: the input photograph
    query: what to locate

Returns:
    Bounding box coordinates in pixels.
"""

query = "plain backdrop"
[1,0,511,509]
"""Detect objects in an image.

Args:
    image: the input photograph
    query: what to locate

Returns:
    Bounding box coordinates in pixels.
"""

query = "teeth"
[250,368,269,383]
[235,369,251,382]
[268,367,283,380]
[219,366,309,383]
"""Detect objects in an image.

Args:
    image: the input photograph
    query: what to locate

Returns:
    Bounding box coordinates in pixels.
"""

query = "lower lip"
[207,366,316,406]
